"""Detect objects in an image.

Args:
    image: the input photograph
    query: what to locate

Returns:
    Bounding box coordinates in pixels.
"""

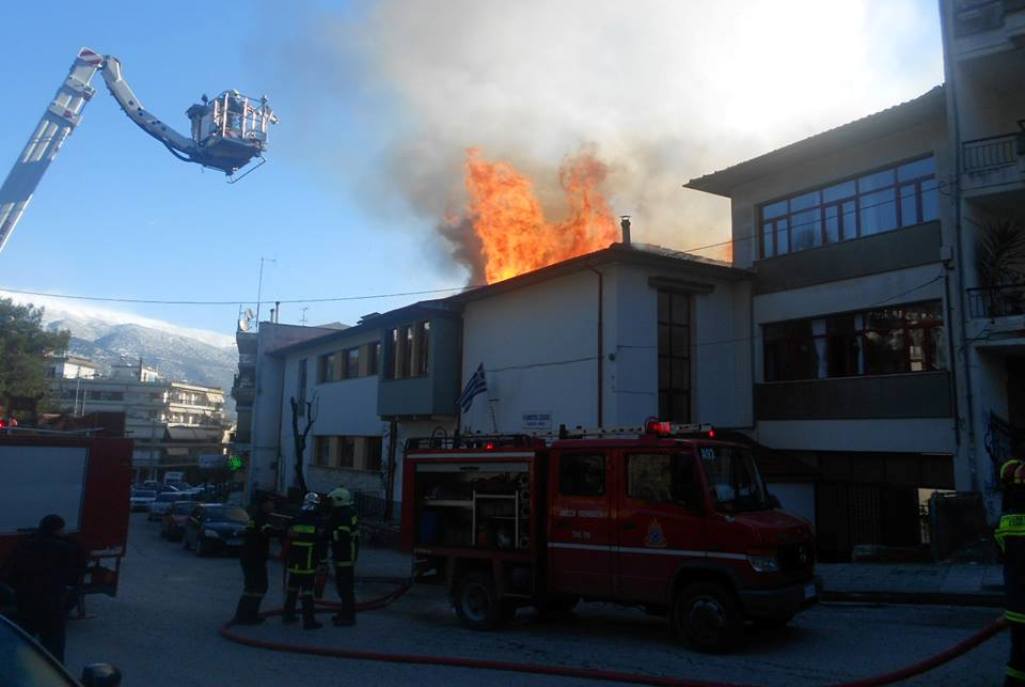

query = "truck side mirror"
[80,664,122,687]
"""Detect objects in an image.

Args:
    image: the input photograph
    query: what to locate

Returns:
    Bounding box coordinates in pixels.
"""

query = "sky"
[0,1,945,339]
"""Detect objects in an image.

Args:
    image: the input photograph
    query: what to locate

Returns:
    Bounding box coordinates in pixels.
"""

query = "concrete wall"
[277,329,387,497]
[460,260,751,434]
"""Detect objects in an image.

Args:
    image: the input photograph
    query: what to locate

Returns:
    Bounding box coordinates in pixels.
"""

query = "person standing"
[283,492,325,630]
[231,494,281,625]
[996,459,1025,687]
[0,514,86,662]
[327,487,360,626]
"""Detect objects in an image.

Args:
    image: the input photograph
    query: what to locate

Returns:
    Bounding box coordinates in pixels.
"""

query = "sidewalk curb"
[821,589,1005,608]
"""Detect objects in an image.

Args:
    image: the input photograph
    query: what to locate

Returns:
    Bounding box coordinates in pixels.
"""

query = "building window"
[366,341,381,376]
[415,321,430,376]
[343,347,360,379]
[364,436,383,471]
[758,156,939,259]
[388,321,430,379]
[315,436,332,467]
[318,353,337,383]
[297,358,307,416]
[763,300,945,382]
[559,453,605,496]
[658,290,691,423]
[338,437,356,469]
[311,435,382,471]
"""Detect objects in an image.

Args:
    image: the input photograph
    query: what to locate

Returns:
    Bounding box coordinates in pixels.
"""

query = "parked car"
[148,492,188,521]
[160,500,194,541]
[129,488,157,512]
[182,503,250,556]
[0,612,122,686]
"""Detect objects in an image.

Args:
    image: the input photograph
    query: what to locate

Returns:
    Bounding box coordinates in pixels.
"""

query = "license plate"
[804,583,817,599]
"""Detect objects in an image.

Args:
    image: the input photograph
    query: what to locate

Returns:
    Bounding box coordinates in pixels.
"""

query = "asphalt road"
[64,514,1008,686]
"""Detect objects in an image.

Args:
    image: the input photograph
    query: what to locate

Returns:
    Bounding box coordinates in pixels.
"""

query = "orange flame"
[463,148,619,284]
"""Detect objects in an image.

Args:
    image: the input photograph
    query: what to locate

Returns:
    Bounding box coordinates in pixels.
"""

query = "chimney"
[620,216,631,247]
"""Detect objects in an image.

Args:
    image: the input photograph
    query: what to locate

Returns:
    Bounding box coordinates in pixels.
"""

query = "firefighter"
[231,494,280,625]
[997,458,1025,686]
[0,514,85,662]
[283,492,325,630]
[327,487,360,626]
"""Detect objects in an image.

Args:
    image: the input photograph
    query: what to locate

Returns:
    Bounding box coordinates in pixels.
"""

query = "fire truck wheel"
[454,571,503,630]
[674,582,742,652]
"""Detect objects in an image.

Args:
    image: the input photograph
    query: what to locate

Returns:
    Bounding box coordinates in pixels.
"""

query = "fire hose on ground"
[218,576,1008,687]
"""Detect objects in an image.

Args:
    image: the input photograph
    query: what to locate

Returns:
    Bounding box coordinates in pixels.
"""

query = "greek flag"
[458,363,487,413]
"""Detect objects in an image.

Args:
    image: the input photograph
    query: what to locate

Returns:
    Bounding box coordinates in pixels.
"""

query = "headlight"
[747,554,780,573]
[203,529,220,538]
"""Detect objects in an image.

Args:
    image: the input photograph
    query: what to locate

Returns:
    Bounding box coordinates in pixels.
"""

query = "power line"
[0,284,481,307]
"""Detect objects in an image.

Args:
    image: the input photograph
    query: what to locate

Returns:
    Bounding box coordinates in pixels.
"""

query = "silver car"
[130,488,157,512]
[148,492,189,520]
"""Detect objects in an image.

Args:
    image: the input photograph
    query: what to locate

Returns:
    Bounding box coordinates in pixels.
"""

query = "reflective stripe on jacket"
[286,513,323,574]
[330,508,360,567]
[996,514,1025,552]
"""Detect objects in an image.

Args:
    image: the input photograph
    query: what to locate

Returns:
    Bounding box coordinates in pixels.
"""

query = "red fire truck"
[402,421,817,651]
[0,435,133,599]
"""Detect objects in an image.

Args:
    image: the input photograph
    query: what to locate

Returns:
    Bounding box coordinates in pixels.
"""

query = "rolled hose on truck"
[219,577,1008,687]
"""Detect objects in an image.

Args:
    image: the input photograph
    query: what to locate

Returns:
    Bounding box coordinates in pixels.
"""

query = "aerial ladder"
[0,47,278,254]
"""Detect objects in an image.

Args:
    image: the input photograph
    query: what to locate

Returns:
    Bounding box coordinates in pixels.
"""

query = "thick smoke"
[268,1,942,279]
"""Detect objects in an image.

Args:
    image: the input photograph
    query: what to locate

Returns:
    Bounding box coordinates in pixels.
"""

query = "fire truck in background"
[402,421,817,651]
[0,435,133,599]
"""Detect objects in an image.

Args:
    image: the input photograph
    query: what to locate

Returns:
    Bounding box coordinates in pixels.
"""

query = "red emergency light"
[645,420,672,436]
[644,420,717,438]
[484,441,496,450]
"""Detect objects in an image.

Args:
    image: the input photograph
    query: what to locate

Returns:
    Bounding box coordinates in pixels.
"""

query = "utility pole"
[254,256,276,328]
[300,307,309,326]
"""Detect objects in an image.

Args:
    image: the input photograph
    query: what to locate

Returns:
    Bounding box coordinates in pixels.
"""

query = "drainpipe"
[586,265,604,428]
[939,2,978,492]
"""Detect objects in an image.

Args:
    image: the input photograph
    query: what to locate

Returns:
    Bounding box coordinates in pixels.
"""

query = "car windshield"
[697,444,770,513]
[133,490,156,498]
[204,506,249,524]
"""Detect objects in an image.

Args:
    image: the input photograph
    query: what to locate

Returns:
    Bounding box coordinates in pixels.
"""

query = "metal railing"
[963,132,1023,174]
[967,282,1025,318]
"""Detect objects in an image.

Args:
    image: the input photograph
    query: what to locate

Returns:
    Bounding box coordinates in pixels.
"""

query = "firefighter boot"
[231,596,247,625]
[302,595,322,630]
[282,591,299,625]
[244,595,265,625]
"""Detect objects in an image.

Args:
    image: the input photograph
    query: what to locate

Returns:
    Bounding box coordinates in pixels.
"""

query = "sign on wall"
[522,411,552,432]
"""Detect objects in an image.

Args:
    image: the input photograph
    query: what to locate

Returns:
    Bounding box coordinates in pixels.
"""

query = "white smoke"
[268,0,942,270]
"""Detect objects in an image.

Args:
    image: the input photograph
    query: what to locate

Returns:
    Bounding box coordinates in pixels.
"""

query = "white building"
[46,354,98,381]
[51,358,229,481]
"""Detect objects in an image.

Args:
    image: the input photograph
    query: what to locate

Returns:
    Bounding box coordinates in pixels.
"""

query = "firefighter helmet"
[328,487,353,507]
[301,492,321,511]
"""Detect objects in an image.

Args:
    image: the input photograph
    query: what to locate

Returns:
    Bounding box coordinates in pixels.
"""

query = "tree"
[0,298,69,418]
[289,391,319,495]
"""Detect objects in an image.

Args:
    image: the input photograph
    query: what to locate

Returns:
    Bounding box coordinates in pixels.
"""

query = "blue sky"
[0,1,945,339]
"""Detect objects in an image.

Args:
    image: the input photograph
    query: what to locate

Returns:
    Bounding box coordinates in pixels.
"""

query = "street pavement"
[65,514,1008,687]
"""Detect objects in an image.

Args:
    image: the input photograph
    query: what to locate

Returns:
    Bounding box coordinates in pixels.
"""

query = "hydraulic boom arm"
[0,47,277,254]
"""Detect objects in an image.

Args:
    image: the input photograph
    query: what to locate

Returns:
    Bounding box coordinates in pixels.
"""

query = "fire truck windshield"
[698,445,770,513]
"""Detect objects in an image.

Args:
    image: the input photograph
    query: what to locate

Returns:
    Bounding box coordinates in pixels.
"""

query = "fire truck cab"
[402,422,817,651]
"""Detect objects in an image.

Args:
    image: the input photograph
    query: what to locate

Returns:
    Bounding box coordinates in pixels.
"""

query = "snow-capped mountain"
[45,315,238,398]
[0,291,238,417]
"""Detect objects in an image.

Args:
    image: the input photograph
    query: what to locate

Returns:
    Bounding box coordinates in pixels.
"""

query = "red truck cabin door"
[614,448,707,605]
[547,449,613,598]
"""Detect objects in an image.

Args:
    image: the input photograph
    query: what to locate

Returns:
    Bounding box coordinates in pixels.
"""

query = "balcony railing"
[968,282,1025,318]
[963,132,1024,173]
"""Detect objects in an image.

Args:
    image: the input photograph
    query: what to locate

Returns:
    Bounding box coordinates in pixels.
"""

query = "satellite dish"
[239,308,255,332]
